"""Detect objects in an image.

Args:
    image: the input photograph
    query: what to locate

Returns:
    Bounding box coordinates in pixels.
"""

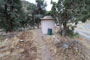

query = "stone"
[73,40,79,43]
[19,40,24,42]
[62,43,69,48]
[5,38,8,41]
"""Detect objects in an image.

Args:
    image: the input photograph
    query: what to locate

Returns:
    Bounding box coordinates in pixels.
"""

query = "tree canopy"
[51,0,90,36]
[32,0,47,28]
[0,0,23,32]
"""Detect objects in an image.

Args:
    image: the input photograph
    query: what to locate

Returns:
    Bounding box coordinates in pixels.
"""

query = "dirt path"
[35,29,55,60]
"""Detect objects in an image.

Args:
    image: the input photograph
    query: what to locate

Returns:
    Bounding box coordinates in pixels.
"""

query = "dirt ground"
[0,30,37,60]
[0,29,89,60]
[76,37,90,60]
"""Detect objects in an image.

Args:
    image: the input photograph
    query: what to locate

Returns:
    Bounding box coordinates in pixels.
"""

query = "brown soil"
[0,29,88,60]
[0,30,37,60]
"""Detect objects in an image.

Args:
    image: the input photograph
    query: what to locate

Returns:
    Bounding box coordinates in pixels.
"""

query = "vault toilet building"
[41,16,55,35]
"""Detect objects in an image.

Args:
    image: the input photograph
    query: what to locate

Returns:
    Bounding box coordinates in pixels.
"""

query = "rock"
[62,43,69,48]
[19,40,24,42]
[16,47,20,49]
[5,38,8,41]
[73,40,79,43]
[56,39,60,44]
[52,35,56,39]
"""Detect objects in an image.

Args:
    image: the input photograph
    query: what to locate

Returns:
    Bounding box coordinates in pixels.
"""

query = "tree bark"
[5,3,13,32]
[63,23,67,36]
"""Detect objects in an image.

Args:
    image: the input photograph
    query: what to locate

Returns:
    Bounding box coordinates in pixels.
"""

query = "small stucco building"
[41,16,55,35]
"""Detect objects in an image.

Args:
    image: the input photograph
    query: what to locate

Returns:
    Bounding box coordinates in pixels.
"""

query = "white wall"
[41,20,55,34]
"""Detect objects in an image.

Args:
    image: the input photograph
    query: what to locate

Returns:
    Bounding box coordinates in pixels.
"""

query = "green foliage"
[51,0,90,36]
[32,0,46,28]
[21,1,37,27]
[0,0,46,31]
[0,0,23,32]
[21,0,46,28]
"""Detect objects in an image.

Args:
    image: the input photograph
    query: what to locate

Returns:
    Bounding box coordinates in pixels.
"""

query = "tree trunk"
[5,3,13,32]
[9,19,13,32]
[59,23,63,36]
[63,23,67,36]
[5,3,10,32]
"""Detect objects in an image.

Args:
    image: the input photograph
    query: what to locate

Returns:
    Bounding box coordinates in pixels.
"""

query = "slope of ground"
[0,29,88,60]
[0,30,37,60]
[75,20,90,39]
[76,37,90,60]
[75,20,90,60]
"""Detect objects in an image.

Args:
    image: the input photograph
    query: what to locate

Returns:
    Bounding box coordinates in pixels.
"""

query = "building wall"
[41,20,55,34]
